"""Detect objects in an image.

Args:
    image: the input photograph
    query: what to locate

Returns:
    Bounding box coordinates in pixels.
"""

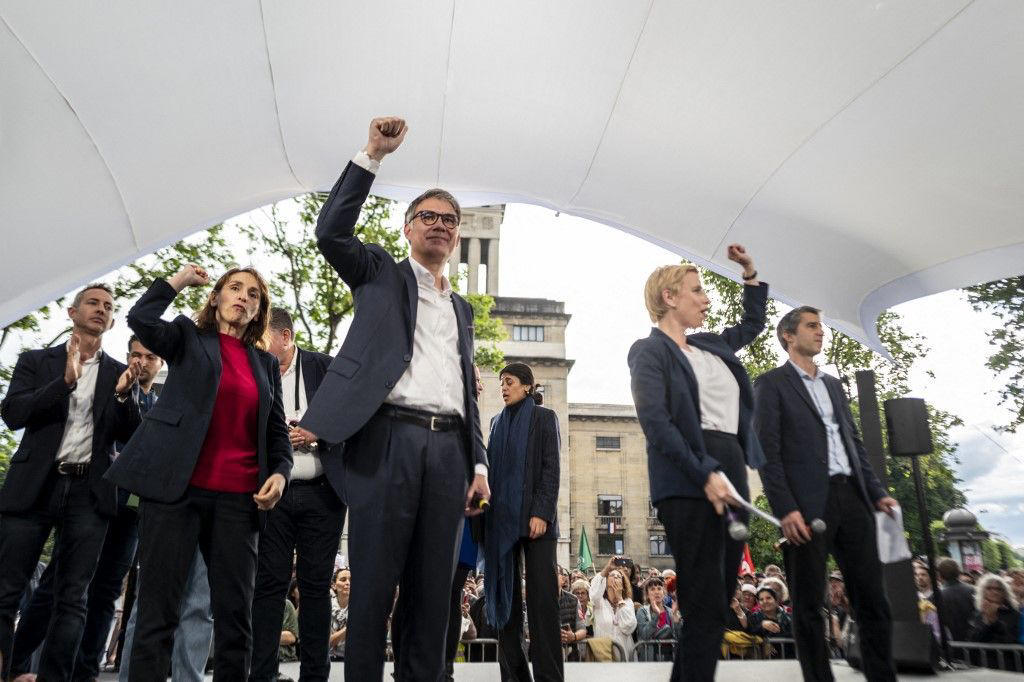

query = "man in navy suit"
[0,283,141,680]
[754,306,898,682]
[301,117,489,682]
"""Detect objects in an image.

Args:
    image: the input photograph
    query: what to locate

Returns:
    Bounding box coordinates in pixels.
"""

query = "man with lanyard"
[249,307,346,682]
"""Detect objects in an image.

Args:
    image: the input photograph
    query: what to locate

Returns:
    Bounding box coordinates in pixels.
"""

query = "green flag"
[577,526,594,572]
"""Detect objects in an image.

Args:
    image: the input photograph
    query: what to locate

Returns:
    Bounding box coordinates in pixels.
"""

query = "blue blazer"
[105,279,292,503]
[1,345,140,518]
[753,362,887,521]
[628,282,768,503]
[300,161,487,478]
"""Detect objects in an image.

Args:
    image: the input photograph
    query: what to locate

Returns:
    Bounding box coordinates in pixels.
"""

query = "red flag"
[739,544,756,576]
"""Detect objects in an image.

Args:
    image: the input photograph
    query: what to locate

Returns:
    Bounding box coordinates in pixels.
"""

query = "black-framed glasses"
[411,210,459,230]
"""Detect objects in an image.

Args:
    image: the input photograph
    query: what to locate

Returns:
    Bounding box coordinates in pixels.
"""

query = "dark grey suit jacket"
[1,345,140,518]
[300,161,486,479]
[293,346,345,502]
[105,279,292,503]
[754,362,887,521]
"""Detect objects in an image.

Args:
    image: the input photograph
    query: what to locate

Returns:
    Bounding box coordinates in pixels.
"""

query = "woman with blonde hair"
[968,574,1020,644]
[628,244,767,681]
[107,264,292,681]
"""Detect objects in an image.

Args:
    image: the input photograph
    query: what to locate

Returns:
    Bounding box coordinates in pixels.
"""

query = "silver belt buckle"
[430,416,441,431]
[57,462,69,475]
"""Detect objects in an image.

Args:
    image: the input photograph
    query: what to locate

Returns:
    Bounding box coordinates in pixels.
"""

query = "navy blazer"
[0,344,140,518]
[105,279,292,503]
[300,161,487,479]
[753,363,887,521]
[293,346,345,502]
[488,405,561,539]
[628,282,768,503]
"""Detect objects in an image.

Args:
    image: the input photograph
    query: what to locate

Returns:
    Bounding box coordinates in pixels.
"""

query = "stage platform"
[96,659,1022,680]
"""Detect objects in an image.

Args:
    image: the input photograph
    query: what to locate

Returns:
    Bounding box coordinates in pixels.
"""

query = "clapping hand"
[65,333,84,386]
[115,358,142,394]
[364,117,408,161]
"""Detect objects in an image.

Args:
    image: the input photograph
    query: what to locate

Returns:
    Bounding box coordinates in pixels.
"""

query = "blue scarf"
[484,395,534,629]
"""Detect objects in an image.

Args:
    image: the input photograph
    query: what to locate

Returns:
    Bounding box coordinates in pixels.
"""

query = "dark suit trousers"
[10,500,138,680]
[784,477,896,682]
[344,413,467,682]
[250,477,346,682]
[497,538,563,682]
[657,430,748,682]
[130,487,259,682]
[444,564,472,677]
[0,474,109,681]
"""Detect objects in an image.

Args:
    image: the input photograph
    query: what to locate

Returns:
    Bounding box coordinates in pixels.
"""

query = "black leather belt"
[56,461,90,477]
[829,474,850,485]
[290,475,327,487]
[377,404,464,432]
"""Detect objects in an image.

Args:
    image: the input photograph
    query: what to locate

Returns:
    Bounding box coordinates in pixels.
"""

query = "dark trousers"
[249,477,346,682]
[10,500,138,679]
[0,474,109,681]
[784,477,896,682]
[130,487,259,682]
[344,414,467,682]
[444,565,472,679]
[497,538,563,682]
[657,430,748,682]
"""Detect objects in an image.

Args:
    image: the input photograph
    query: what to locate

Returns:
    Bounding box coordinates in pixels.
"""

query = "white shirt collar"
[281,346,298,378]
[788,359,819,380]
[409,257,452,295]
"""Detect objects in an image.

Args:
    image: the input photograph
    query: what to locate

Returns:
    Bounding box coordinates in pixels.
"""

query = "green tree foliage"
[965,276,1024,433]
[465,293,507,373]
[698,270,780,380]
[747,493,783,569]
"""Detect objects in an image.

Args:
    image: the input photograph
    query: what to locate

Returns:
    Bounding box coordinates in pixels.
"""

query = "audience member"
[589,558,637,660]
[636,577,679,661]
[558,572,586,662]
[968,574,1020,644]
[329,568,350,661]
[747,587,793,638]
[936,558,976,642]
[739,584,760,614]
[570,580,593,637]
[278,598,299,664]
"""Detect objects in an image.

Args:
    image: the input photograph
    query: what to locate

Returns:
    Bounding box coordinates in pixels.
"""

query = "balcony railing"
[595,515,625,531]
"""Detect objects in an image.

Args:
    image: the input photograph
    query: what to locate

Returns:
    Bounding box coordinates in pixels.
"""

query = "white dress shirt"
[281,348,324,481]
[681,345,740,435]
[789,361,852,476]
[55,345,102,464]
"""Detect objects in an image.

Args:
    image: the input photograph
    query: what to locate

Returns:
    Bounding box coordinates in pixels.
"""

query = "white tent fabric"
[2,1,1022,352]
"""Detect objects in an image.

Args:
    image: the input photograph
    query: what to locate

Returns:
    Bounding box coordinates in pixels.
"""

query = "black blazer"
[753,362,887,521]
[489,404,561,540]
[292,346,345,502]
[0,345,140,518]
[939,581,977,641]
[628,283,768,503]
[105,279,292,503]
[300,161,487,479]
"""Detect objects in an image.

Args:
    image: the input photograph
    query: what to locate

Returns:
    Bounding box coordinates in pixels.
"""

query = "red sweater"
[190,333,260,493]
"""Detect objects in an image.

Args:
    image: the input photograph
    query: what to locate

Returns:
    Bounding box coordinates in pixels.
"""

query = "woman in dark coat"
[106,263,292,681]
[628,244,767,682]
[484,362,562,681]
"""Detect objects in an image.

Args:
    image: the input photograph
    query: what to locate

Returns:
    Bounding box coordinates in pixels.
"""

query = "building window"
[595,435,621,450]
[599,533,624,555]
[597,494,622,517]
[650,534,670,556]
[512,325,544,342]
[649,500,658,518]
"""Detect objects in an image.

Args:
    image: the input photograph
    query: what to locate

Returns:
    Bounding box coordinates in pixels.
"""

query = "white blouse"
[681,345,740,434]
[589,574,637,660]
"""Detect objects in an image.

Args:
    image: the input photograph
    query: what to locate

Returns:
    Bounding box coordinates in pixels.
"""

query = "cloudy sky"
[6,200,1021,549]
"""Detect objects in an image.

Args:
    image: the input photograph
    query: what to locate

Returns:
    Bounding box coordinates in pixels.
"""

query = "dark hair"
[193,267,271,350]
[128,334,141,354]
[333,567,351,582]
[269,306,294,332]
[937,557,961,583]
[776,305,821,351]
[644,577,665,596]
[404,188,461,226]
[498,362,544,405]
[757,586,778,601]
[71,282,114,309]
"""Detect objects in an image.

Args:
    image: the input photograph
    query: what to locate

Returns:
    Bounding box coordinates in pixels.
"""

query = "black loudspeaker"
[846,620,940,674]
[884,398,933,457]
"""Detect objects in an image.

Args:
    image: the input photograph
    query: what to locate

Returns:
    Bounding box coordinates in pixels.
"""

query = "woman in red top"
[107,264,292,681]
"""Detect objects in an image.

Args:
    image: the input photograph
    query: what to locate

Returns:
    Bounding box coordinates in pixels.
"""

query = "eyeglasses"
[410,210,459,230]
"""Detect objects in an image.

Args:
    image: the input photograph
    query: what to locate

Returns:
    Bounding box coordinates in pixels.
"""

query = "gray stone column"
[467,238,481,294]
[486,237,500,294]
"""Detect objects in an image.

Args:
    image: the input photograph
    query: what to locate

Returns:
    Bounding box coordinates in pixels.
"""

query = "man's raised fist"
[365,117,408,161]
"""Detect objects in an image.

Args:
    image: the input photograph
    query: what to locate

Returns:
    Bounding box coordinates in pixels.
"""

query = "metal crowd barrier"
[634,637,802,662]
[948,641,1024,673]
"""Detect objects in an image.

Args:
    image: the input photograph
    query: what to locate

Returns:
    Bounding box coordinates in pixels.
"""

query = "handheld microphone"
[476,497,490,511]
[726,509,749,542]
[810,518,827,534]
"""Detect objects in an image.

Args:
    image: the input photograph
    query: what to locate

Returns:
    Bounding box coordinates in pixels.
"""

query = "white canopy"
[2,1,1022,352]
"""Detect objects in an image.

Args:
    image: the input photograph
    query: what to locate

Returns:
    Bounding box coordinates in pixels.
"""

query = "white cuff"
[474,463,488,478]
[352,150,380,175]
